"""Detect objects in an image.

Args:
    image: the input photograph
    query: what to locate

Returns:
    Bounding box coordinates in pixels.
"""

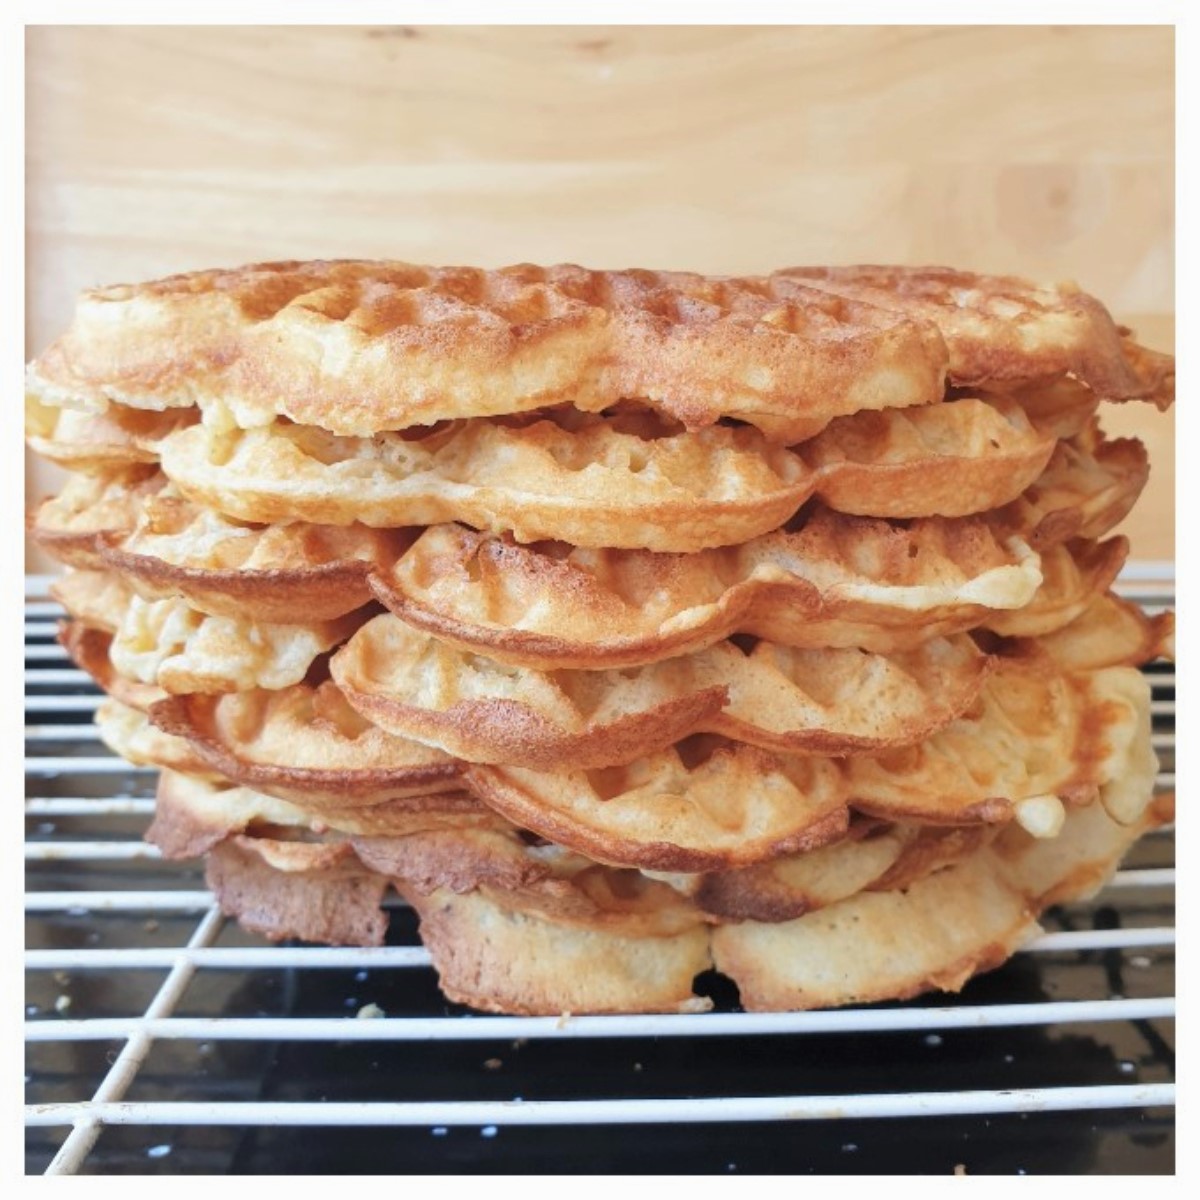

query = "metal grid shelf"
[24,573,1176,1175]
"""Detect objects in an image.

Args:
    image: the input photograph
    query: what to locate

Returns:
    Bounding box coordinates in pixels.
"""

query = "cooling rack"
[24,571,1176,1175]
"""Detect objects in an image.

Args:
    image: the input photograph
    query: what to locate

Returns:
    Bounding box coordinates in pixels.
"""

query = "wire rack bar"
[24,644,72,660]
[25,726,103,741]
[22,927,1175,976]
[25,997,1176,1046]
[25,669,93,686]
[27,1083,1177,1130]
[24,696,103,713]
[25,891,214,912]
[1102,869,1175,888]
[25,843,163,862]
[26,601,66,618]
[25,798,156,816]
[25,759,155,775]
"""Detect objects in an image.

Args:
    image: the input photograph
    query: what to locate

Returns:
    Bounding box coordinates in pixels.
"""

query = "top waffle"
[780,265,1175,408]
[25,261,1169,441]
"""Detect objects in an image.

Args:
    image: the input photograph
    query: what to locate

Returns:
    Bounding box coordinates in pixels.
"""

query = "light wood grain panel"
[26,24,1173,566]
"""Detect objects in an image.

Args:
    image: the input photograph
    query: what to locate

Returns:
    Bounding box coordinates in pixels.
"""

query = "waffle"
[25,394,195,473]
[207,828,715,1006]
[368,427,1143,670]
[780,265,1175,405]
[186,782,1169,1013]
[156,769,715,1008]
[331,615,991,768]
[153,763,1015,938]
[52,569,362,695]
[205,837,391,947]
[26,259,955,442]
[148,683,463,808]
[100,486,412,621]
[711,790,1172,1011]
[95,698,218,779]
[374,516,1041,671]
[658,824,995,923]
[375,846,706,940]
[464,660,1152,871]
[847,658,1155,827]
[109,594,361,694]
[1000,377,1099,440]
[793,397,1056,518]
[983,537,1128,638]
[159,767,706,937]
[49,569,132,632]
[29,469,164,569]
[1004,423,1148,549]
[1012,592,1175,672]
[157,410,814,552]
[152,398,1075,554]
[58,622,167,712]
[399,884,714,1014]
[27,257,1173,1018]
[148,769,493,859]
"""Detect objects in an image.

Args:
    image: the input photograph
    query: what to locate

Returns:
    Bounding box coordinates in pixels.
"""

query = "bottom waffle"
[145,759,1168,1014]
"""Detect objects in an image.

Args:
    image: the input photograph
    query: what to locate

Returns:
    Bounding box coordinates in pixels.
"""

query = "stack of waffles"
[26,261,1175,1014]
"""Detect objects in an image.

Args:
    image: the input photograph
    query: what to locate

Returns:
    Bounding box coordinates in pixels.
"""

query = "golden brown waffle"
[58,623,167,712]
[192,785,1167,1012]
[656,824,995,924]
[331,615,991,768]
[779,265,1174,405]
[205,837,391,947]
[100,486,411,622]
[148,769,493,859]
[793,397,1056,518]
[983,537,1128,638]
[53,569,362,695]
[154,764,1011,938]
[49,569,132,632]
[25,394,195,473]
[156,771,715,1006]
[847,657,1156,827]
[157,411,814,552]
[91,400,1070,554]
[95,698,219,779]
[29,469,164,570]
[155,401,1076,552]
[711,791,1171,1011]
[374,516,1041,670]
[148,683,463,808]
[109,594,361,694]
[477,740,851,874]
[380,847,706,940]
[57,424,1134,652]
[1010,592,1175,672]
[999,377,1099,440]
[159,768,705,936]
[1003,423,1148,549]
[365,427,1140,670]
[464,660,1153,870]
[26,259,952,442]
[400,885,713,1014]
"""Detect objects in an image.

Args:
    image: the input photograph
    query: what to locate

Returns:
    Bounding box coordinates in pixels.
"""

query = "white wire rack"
[24,572,1177,1175]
